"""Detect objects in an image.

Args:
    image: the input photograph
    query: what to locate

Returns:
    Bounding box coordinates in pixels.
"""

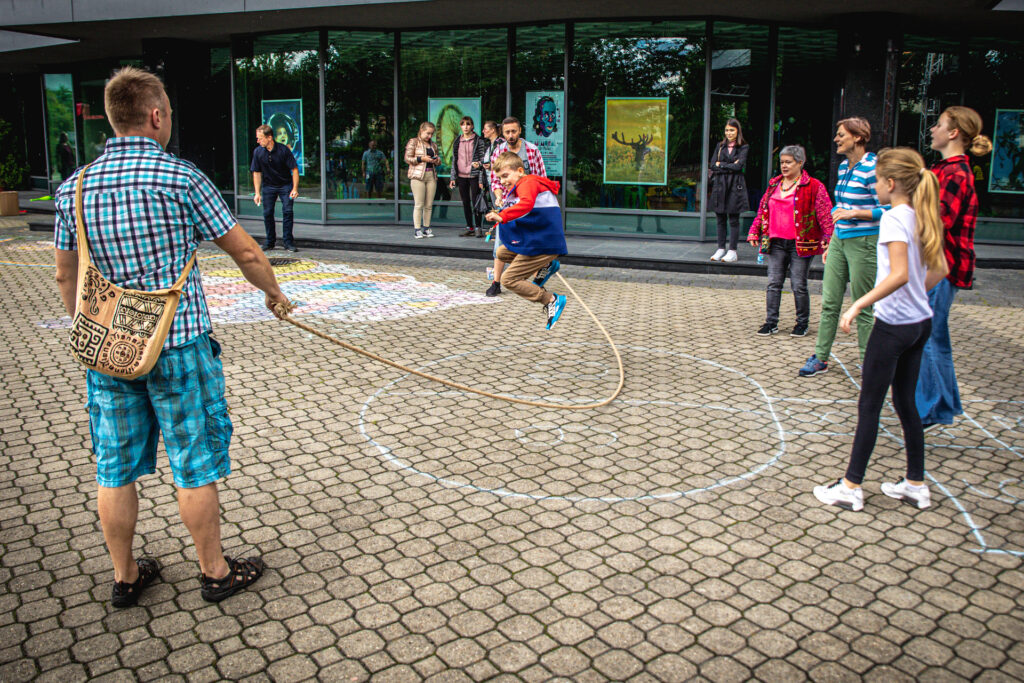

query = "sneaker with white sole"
[710,248,726,261]
[813,478,864,511]
[424,228,434,238]
[880,479,931,509]
[545,294,567,330]
[798,354,828,376]
[722,249,738,262]
[533,259,560,288]
[414,230,426,239]
[757,323,778,336]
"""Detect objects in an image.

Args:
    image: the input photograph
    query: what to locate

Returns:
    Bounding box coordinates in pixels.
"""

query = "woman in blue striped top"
[798,117,885,377]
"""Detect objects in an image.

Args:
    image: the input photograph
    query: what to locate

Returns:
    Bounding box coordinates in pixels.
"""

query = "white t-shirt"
[874,204,933,325]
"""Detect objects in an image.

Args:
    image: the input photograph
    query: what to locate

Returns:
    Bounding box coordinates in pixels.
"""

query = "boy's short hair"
[104,66,167,133]
[492,151,525,173]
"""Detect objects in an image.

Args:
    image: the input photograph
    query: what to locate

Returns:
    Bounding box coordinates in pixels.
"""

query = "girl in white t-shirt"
[813,148,949,512]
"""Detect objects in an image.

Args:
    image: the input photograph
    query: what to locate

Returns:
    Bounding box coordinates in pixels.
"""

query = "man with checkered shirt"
[53,67,289,607]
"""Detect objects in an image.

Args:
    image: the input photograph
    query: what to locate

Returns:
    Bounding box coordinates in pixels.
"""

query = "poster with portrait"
[525,90,564,177]
[427,97,482,177]
[603,97,669,185]
[261,99,305,176]
[989,108,1024,194]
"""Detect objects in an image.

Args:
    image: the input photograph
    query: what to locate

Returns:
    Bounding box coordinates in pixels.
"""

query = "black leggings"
[845,317,933,485]
[715,213,740,250]
[456,176,482,228]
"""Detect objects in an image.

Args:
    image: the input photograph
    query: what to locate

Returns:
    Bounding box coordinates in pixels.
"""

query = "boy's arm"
[496,177,539,223]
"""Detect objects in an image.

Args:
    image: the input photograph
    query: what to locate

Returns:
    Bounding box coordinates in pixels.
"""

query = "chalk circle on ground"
[359,342,787,503]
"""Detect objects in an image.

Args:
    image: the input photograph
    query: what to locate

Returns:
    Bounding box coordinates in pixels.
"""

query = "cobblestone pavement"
[2,227,1024,682]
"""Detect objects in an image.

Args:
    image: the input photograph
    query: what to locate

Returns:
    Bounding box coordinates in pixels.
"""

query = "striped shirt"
[54,136,237,349]
[833,152,883,239]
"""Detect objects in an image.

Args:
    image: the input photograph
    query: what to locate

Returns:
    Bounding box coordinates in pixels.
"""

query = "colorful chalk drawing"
[202,258,497,324]
[30,253,497,328]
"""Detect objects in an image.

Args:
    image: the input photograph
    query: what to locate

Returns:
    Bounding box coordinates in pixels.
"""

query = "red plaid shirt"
[932,155,977,289]
[490,139,546,202]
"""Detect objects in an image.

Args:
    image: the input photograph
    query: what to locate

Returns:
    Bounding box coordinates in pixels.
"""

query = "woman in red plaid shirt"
[915,106,993,431]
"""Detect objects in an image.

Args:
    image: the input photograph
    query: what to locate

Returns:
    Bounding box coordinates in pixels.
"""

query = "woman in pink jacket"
[748,145,835,337]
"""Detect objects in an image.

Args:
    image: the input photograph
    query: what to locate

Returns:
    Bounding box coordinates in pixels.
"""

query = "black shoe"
[485,281,501,297]
[922,422,942,434]
[260,243,274,251]
[200,556,265,603]
[757,323,779,336]
[285,245,298,252]
[475,228,485,238]
[791,324,808,337]
[111,558,161,608]
[460,228,476,237]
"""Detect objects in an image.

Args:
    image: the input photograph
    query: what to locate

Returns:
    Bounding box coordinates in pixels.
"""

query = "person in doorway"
[361,139,390,199]
[747,145,834,337]
[484,151,567,330]
[57,132,76,180]
[53,66,289,607]
[798,117,884,377]
[709,118,750,262]
[813,147,948,511]
[449,116,488,237]
[915,107,993,431]
[251,124,300,252]
[404,122,438,239]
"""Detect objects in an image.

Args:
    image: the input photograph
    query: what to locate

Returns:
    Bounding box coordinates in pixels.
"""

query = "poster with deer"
[603,97,669,185]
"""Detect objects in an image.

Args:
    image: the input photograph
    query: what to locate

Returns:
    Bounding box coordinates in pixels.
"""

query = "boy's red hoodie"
[496,175,568,256]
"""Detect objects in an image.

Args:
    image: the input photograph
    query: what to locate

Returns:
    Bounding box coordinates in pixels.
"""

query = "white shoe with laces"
[710,248,726,261]
[881,479,931,509]
[722,250,738,262]
[813,478,864,511]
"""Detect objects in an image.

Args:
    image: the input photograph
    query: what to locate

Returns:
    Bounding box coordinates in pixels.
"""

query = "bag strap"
[74,161,196,294]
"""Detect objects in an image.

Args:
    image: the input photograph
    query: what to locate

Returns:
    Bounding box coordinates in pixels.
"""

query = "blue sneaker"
[545,294,567,330]
[798,354,828,377]
[533,259,561,288]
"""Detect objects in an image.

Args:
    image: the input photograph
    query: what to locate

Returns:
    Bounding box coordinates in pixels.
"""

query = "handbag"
[68,165,196,379]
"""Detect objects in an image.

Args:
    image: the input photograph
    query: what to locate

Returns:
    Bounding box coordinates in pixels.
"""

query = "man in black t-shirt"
[250,124,300,252]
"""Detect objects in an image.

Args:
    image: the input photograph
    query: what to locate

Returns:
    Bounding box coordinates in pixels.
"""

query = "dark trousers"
[261,185,294,248]
[764,238,811,326]
[715,212,740,250]
[845,317,933,485]
[455,176,482,228]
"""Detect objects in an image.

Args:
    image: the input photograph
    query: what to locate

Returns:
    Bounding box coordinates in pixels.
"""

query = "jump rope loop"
[273,272,624,411]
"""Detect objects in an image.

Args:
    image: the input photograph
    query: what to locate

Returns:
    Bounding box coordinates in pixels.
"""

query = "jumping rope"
[272,271,624,410]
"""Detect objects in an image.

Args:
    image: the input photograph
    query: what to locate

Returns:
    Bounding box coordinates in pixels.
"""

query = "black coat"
[708,142,750,214]
[451,134,488,185]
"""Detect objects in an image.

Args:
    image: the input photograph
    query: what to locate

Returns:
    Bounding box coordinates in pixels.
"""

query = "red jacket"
[748,171,834,257]
[932,155,977,289]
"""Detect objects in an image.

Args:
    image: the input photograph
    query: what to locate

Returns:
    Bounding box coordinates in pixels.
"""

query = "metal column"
[699,21,713,241]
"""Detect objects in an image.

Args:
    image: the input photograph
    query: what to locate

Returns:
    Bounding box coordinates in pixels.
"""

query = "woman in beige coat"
[404,122,439,238]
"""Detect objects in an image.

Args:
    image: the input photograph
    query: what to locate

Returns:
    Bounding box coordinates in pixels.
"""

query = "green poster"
[428,97,482,177]
[603,97,669,185]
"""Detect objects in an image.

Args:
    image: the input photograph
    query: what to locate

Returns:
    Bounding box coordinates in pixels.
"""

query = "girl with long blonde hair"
[915,106,992,430]
[813,147,949,512]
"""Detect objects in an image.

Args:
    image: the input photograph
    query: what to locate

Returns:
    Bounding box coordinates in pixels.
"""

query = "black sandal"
[200,555,265,603]
[111,557,161,608]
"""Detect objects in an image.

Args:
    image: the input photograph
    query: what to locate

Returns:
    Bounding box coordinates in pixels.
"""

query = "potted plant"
[0,118,28,216]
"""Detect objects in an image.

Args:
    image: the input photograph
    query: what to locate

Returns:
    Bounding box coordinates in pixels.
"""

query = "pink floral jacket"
[748,170,835,257]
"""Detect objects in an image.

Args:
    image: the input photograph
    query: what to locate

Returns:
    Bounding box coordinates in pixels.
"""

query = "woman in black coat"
[449,116,490,237]
[708,118,750,262]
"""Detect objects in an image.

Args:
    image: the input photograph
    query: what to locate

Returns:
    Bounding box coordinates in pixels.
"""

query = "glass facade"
[36,20,1022,244]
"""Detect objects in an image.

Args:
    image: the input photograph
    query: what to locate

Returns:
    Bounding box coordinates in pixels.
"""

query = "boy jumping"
[485,151,568,329]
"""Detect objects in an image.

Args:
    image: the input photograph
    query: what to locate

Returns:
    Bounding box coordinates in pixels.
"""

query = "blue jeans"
[261,185,294,248]
[915,278,961,425]
[765,238,812,327]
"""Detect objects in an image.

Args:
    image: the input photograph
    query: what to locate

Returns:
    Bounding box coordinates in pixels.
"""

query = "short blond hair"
[491,151,525,173]
[104,66,166,133]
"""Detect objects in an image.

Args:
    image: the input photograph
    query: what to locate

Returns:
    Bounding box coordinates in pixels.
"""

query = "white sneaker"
[424,228,434,238]
[881,479,931,509]
[414,230,426,239]
[710,248,726,261]
[722,250,738,262]
[813,479,864,511]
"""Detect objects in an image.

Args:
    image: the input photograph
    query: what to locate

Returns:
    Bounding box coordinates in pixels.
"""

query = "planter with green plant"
[0,118,29,216]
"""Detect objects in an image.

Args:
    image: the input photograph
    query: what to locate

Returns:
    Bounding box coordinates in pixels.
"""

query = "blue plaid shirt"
[54,137,237,349]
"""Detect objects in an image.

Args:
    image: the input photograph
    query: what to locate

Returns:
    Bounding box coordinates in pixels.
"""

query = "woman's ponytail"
[876,148,945,272]
[943,106,992,157]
